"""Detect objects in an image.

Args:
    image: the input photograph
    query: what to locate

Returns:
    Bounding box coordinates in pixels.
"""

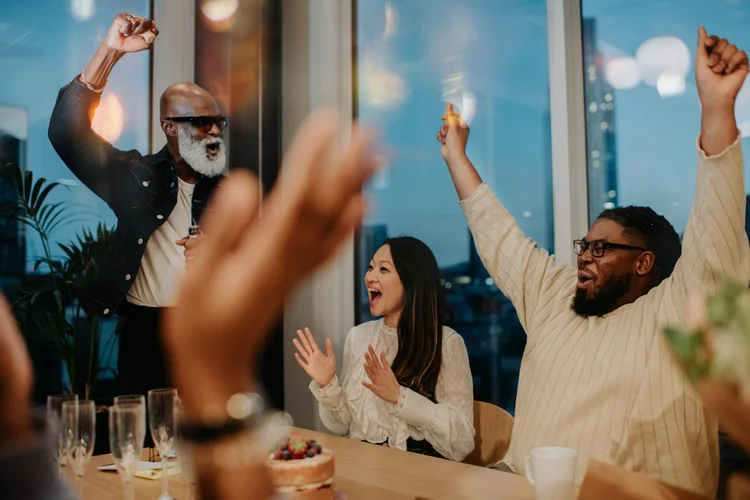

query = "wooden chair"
[463,401,514,467]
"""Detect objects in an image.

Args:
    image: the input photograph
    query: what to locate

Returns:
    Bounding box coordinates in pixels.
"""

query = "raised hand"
[162,109,381,413]
[293,328,337,387]
[695,27,748,106]
[106,12,159,53]
[436,103,470,164]
[362,346,400,404]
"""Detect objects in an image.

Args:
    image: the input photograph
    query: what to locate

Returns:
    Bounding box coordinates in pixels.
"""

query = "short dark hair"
[596,206,681,282]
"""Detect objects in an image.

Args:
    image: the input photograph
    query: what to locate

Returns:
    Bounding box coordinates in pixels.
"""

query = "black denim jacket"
[48,78,220,318]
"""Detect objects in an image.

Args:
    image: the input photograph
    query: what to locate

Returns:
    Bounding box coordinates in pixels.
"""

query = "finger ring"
[126,14,134,20]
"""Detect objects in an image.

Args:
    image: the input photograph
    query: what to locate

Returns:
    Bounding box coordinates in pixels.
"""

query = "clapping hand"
[362,345,400,404]
[293,328,337,387]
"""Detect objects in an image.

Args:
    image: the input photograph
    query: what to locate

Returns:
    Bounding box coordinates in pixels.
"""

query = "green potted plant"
[0,161,117,402]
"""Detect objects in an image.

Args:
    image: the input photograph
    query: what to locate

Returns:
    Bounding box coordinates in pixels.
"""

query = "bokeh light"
[605,57,640,90]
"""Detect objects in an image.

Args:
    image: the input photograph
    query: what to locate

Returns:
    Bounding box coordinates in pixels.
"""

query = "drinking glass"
[62,400,96,498]
[148,388,178,500]
[173,399,196,500]
[114,395,147,446]
[47,393,78,477]
[109,404,145,500]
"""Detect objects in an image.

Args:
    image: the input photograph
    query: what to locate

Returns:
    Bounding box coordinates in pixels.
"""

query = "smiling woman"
[294,236,476,462]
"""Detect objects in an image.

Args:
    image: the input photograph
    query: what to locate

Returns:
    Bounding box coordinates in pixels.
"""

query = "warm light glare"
[635,36,691,87]
[384,1,397,40]
[71,0,94,21]
[605,57,640,90]
[461,92,477,125]
[201,0,239,22]
[656,73,686,98]
[92,93,124,143]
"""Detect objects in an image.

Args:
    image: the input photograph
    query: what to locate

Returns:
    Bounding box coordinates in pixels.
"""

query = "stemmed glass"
[114,395,147,446]
[47,393,78,477]
[62,400,96,498]
[148,388,178,500]
[173,398,196,500]
[109,404,146,500]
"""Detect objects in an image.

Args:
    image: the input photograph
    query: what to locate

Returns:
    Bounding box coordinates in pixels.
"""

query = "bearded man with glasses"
[437,28,749,497]
[48,12,229,398]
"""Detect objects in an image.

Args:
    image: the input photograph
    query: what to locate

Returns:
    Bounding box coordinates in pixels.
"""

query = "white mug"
[525,446,577,500]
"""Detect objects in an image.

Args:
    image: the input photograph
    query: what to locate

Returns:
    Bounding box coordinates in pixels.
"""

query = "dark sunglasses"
[167,115,230,133]
[573,239,646,258]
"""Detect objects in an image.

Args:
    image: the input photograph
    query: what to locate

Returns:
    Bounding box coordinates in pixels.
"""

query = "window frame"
[279,0,588,429]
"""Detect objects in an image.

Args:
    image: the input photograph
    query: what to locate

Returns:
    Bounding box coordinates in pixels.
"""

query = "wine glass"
[109,404,145,500]
[148,388,177,500]
[62,400,96,498]
[173,399,196,500]
[47,393,78,477]
[114,395,147,446]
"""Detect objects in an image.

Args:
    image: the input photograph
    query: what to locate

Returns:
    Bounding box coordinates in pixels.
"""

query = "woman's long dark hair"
[385,236,448,403]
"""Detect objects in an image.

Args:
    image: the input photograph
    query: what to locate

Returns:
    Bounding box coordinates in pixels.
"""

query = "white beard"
[177,125,227,177]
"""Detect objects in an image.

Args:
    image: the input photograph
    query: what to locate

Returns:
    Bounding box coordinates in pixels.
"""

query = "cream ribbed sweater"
[460,136,749,497]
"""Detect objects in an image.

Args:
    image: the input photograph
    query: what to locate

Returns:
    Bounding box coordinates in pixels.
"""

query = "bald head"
[160,83,219,120]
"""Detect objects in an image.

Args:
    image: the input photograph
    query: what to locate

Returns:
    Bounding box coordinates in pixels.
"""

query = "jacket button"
[142,181,149,187]
[125,274,131,281]
[157,214,164,220]
[137,238,144,245]
[103,308,110,315]
[170,182,175,188]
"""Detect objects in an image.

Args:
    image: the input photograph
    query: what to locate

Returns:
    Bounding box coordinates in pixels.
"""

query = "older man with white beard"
[48,12,228,398]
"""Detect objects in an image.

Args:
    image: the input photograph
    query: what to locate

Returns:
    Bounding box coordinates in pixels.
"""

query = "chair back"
[463,401,514,467]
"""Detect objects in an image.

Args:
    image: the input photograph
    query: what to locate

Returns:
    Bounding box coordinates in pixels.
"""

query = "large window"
[581,1,750,228]
[355,0,552,412]
[0,0,152,399]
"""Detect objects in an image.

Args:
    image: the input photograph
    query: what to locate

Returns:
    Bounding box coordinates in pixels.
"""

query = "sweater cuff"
[309,376,344,406]
[390,387,436,429]
[696,132,742,160]
[457,182,489,205]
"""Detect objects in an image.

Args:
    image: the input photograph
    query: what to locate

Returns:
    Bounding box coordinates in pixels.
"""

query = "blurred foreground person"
[0,110,380,500]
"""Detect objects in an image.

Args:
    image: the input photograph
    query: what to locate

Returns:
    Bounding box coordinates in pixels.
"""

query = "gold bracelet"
[80,71,104,93]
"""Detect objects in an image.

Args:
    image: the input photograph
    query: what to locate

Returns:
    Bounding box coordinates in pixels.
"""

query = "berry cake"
[267,436,335,499]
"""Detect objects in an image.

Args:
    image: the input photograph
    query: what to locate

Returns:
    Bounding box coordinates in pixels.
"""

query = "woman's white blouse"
[309,319,475,461]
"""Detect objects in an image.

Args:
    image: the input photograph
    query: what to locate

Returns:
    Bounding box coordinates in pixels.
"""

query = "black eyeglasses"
[573,239,647,258]
[166,115,230,133]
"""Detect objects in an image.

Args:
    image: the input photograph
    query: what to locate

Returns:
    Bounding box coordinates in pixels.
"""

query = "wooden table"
[84,427,534,499]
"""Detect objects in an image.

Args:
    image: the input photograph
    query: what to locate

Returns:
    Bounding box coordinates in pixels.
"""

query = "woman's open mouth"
[368,288,382,305]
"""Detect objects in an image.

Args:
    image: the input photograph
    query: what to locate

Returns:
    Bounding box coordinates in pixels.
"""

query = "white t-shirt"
[127,177,194,307]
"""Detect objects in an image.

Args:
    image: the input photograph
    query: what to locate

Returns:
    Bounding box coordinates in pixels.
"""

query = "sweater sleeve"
[460,183,576,333]
[309,330,355,436]
[657,135,750,317]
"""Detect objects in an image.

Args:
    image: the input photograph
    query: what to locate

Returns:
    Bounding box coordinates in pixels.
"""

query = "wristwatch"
[179,391,291,451]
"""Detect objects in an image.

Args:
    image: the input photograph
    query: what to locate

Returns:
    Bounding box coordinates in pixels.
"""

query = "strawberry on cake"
[268,436,335,499]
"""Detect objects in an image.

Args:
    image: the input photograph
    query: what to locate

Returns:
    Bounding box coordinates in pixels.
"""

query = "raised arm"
[662,29,750,307]
[48,13,158,212]
[437,104,575,332]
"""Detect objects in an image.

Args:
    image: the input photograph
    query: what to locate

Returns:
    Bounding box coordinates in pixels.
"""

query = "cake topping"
[273,436,323,461]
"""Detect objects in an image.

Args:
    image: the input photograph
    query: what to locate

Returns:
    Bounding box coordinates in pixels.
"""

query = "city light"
[657,73,686,98]
[70,0,94,21]
[201,0,239,23]
[91,93,124,143]
[384,1,397,40]
[605,57,640,90]
[635,36,690,87]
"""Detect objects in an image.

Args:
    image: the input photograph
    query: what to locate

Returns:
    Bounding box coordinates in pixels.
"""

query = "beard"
[177,125,227,178]
[571,271,632,317]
